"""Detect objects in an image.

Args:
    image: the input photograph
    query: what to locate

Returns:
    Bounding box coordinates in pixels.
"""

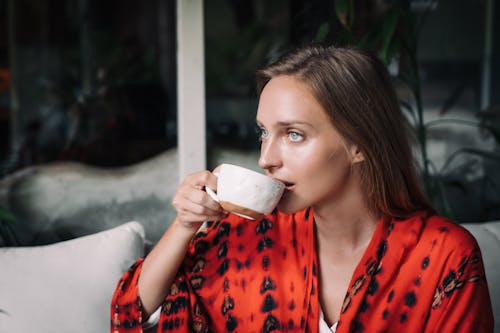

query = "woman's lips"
[271,177,294,190]
[281,181,295,191]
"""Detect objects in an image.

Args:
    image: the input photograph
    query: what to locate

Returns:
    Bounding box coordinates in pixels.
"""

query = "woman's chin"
[277,199,307,215]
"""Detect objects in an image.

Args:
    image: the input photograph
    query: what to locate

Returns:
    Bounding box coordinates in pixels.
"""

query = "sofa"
[0,221,145,332]
[0,149,498,332]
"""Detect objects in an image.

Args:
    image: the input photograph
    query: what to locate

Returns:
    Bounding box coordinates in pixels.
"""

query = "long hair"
[256,45,433,218]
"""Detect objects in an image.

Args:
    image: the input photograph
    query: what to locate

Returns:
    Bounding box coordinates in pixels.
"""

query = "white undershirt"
[142,307,161,330]
[319,307,338,333]
[143,306,338,332]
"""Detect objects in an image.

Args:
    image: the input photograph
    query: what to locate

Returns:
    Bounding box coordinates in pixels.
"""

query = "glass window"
[0,0,176,175]
[1,0,499,221]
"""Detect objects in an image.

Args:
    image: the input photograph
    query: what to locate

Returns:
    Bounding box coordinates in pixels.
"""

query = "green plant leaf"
[358,28,381,50]
[442,179,468,193]
[433,176,455,219]
[0,221,19,246]
[379,10,400,65]
[0,207,15,223]
[480,123,500,145]
[400,101,418,125]
[348,0,355,27]
[315,22,330,43]
[335,0,351,28]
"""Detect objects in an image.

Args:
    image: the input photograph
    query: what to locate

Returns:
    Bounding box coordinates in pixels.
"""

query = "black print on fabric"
[255,218,273,235]
[341,292,351,313]
[226,314,238,332]
[218,241,228,258]
[169,281,188,296]
[350,319,364,332]
[305,207,311,220]
[222,295,234,315]
[377,241,388,260]
[405,291,417,307]
[261,276,276,294]
[163,318,181,331]
[163,297,189,315]
[194,240,210,256]
[236,223,244,236]
[258,237,274,252]
[366,261,381,277]
[192,258,206,273]
[262,314,280,332]
[213,222,231,245]
[262,294,278,312]
[422,256,430,269]
[387,290,394,302]
[443,270,465,296]
[193,230,208,240]
[262,255,271,270]
[351,276,366,295]
[367,279,379,295]
[235,259,244,271]
[217,259,230,276]
[360,298,370,312]
[190,275,205,289]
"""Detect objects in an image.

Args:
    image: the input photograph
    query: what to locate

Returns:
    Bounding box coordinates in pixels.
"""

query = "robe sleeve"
[109,222,217,333]
[425,242,494,332]
[110,258,145,333]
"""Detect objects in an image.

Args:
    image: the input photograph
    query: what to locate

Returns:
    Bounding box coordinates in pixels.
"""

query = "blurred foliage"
[205,0,289,97]
[0,206,18,246]
[319,0,500,220]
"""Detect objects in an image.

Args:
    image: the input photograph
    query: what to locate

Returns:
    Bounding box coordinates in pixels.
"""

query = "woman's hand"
[138,169,222,317]
[172,170,223,231]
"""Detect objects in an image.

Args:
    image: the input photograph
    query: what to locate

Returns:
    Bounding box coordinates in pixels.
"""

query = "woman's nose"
[258,138,282,171]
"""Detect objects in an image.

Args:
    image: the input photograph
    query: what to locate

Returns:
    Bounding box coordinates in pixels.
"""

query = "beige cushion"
[0,221,145,333]
[463,220,500,332]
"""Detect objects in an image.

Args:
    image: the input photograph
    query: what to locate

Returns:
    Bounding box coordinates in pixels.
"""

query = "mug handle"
[205,186,219,202]
[205,171,220,202]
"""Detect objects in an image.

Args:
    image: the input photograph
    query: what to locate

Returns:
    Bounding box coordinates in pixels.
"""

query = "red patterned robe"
[111,208,493,332]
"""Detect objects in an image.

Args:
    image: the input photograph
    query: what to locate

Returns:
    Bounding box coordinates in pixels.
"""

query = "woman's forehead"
[256,76,329,125]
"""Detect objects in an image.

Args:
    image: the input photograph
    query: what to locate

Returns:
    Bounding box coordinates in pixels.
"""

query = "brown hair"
[256,45,433,219]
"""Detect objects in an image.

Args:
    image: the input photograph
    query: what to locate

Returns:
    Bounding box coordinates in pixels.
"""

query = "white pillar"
[177,0,206,180]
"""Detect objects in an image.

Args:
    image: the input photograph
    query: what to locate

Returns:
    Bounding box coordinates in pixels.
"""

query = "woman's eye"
[288,131,303,142]
[257,128,269,140]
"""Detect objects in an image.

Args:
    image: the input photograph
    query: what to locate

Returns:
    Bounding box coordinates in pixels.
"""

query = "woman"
[111,45,493,332]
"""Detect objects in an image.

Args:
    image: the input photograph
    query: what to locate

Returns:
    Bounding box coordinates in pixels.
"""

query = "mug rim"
[220,163,284,187]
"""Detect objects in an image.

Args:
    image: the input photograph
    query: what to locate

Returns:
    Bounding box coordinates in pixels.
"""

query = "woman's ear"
[350,145,365,164]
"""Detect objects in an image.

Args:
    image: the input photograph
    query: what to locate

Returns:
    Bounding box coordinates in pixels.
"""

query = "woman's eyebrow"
[255,120,314,129]
[276,121,313,128]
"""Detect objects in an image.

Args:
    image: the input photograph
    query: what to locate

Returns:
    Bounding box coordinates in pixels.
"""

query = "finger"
[212,164,223,175]
[204,172,218,193]
[185,170,216,189]
[173,193,222,217]
[176,204,224,223]
[181,210,224,222]
[177,184,222,212]
[186,200,222,217]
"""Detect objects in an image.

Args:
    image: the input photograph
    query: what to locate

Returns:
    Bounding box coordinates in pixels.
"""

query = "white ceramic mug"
[206,164,285,220]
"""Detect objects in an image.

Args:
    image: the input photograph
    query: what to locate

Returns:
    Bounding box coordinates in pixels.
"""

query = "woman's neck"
[313,197,379,327]
[312,191,379,256]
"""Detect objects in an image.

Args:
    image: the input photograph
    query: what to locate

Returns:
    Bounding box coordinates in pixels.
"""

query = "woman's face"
[256,75,362,214]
